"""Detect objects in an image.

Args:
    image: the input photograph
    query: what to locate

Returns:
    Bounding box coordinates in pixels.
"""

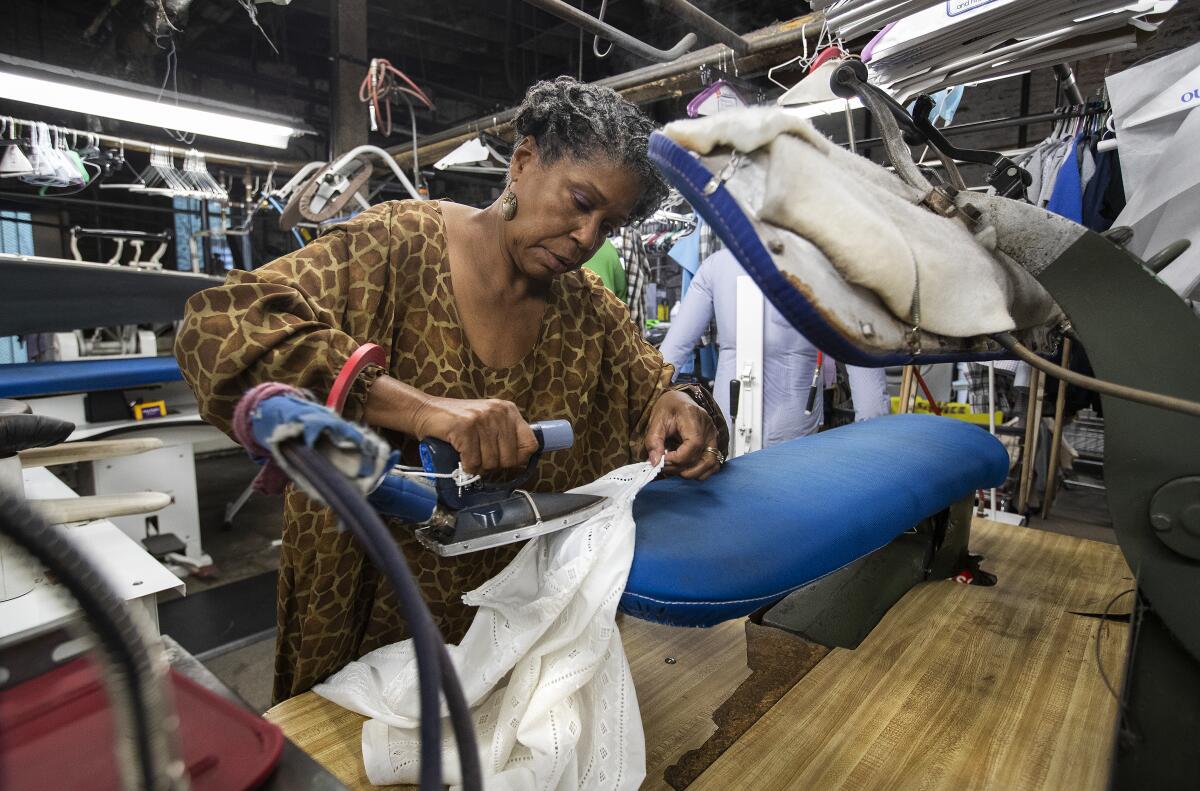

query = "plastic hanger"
[22,123,68,186]
[777,47,850,107]
[687,79,748,118]
[0,118,34,177]
[767,17,836,92]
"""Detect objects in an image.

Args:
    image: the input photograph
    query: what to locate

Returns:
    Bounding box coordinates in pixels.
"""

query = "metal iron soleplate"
[414,492,609,556]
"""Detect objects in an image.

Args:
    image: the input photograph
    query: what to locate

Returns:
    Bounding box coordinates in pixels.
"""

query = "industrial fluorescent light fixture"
[0,69,298,149]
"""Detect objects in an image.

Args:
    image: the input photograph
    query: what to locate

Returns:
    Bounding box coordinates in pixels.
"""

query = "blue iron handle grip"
[418,419,576,511]
[530,419,573,452]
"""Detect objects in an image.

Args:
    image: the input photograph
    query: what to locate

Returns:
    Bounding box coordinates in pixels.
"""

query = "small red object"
[326,343,387,415]
[808,46,847,73]
[0,657,284,790]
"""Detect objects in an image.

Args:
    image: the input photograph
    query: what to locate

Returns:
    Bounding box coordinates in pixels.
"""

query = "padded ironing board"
[0,356,182,398]
[620,414,1008,627]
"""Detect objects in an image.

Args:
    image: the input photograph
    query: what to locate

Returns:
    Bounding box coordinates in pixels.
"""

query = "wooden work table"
[265,519,1132,790]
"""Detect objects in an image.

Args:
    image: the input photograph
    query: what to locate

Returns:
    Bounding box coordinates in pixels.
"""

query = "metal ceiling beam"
[389,13,822,170]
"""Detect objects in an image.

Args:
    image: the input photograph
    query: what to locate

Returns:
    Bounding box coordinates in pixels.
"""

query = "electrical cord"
[153,33,196,146]
[0,487,186,791]
[278,442,483,791]
[359,59,435,138]
[399,92,423,192]
[993,333,1200,418]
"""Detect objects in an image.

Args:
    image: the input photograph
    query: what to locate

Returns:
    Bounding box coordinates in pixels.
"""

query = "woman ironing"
[176,77,726,702]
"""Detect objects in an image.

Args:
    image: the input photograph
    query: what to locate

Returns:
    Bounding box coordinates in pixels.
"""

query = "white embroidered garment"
[313,460,663,790]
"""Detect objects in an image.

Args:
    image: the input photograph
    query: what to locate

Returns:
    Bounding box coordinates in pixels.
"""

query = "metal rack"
[1061,409,1106,491]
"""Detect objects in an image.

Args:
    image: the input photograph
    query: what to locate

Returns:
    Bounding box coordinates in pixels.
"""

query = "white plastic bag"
[314,460,663,790]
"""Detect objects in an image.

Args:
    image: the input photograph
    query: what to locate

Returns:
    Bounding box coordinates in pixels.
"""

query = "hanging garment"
[314,460,663,791]
[1081,146,1124,232]
[616,228,651,331]
[666,223,701,376]
[582,239,627,301]
[1015,144,1046,205]
[1079,141,1097,196]
[1046,136,1083,222]
[663,108,1024,337]
[1036,138,1070,208]
[667,220,701,299]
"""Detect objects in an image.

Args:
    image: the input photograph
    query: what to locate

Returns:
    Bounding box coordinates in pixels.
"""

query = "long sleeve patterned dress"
[175,200,723,702]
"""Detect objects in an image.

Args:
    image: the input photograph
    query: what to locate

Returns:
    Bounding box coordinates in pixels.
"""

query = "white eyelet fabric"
[314,460,663,790]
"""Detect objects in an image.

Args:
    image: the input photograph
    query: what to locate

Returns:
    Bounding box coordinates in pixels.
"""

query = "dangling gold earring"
[501,189,518,221]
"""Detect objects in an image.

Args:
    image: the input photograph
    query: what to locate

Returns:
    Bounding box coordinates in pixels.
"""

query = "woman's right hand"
[410,395,540,474]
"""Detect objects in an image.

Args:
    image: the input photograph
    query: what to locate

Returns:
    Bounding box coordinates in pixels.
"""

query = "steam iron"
[241,385,608,557]
[404,420,608,556]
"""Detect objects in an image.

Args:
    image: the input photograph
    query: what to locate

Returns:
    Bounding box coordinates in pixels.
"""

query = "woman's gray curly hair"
[512,76,669,223]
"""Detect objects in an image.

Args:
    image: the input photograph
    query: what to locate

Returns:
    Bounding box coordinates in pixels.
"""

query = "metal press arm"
[329,145,422,201]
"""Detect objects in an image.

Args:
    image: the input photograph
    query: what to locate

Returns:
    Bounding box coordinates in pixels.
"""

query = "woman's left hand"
[644,390,722,480]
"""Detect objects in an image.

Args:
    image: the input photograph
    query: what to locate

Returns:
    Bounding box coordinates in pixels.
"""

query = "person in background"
[659,249,890,447]
[582,237,626,302]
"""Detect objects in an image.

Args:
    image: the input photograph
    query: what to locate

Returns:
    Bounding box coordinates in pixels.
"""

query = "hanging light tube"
[0,69,298,149]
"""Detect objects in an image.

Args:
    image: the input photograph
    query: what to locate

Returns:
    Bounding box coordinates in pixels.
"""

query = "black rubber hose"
[279,443,483,791]
[0,487,184,791]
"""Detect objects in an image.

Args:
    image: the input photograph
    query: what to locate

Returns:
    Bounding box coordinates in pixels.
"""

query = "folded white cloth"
[314,460,663,790]
[663,107,1020,338]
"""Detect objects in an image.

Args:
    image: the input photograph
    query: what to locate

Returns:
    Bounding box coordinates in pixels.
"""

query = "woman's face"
[504,140,643,281]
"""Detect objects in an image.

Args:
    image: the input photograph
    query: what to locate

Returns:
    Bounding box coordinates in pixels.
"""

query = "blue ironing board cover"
[0,356,182,398]
[620,414,1008,627]
[648,132,1012,367]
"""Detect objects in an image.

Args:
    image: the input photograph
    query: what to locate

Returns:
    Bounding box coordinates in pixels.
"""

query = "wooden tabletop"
[691,519,1131,791]
[266,519,1131,790]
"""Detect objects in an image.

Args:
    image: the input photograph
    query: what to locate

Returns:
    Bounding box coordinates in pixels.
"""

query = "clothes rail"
[0,115,306,173]
[848,108,1101,151]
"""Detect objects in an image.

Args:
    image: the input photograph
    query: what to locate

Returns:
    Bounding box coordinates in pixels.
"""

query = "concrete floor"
[203,631,277,713]
[184,451,1117,714]
[184,452,284,711]
[191,451,285,594]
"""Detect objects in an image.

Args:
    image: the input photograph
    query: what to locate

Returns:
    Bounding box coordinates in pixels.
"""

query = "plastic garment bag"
[1109,41,1200,297]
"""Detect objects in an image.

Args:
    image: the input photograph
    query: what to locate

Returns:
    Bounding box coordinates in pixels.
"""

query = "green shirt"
[582,239,627,303]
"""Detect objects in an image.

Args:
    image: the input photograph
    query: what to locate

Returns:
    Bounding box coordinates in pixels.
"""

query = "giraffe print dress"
[175,200,725,702]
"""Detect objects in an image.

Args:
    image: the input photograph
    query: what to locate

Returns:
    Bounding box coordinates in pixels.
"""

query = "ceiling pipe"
[520,0,697,62]
[389,14,822,172]
[658,0,751,55]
